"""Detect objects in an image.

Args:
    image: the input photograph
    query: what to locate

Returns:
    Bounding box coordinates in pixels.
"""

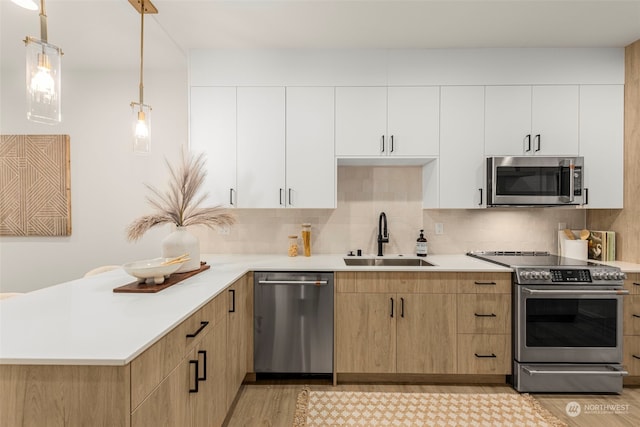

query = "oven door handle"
[522,366,628,376]
[521,288,629,296]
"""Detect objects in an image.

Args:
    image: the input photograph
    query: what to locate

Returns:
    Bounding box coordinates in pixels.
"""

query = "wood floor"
[224,381,640,427]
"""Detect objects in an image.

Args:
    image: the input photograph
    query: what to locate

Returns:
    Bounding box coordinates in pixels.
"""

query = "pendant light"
[12,0,63,124]
[129,0,157,154]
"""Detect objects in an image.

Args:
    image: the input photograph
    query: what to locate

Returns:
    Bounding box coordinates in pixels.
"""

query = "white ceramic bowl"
[122,258,184,285]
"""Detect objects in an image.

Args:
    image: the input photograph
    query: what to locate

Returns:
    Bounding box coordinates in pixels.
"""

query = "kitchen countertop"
[0,252,620,366]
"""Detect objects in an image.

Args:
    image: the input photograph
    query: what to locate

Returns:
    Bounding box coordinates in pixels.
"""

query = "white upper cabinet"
[440,86,485,208]
[335,87,387,156]
[531,85,579,156]
[237,87,286,208]
[387,87,440,156]
[579,85,624,209]
[286,87,336,208]
[336,86,439,157]
[485,85,579,156]
[189,86,237,207]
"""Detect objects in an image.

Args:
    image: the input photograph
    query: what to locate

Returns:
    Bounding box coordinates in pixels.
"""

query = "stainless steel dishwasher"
[254,271,333,375]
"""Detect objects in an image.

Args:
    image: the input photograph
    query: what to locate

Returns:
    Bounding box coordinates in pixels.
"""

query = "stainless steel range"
[468,251,628,393]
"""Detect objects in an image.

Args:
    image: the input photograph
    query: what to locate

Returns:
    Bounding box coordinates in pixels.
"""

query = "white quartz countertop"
[0,253,516,366]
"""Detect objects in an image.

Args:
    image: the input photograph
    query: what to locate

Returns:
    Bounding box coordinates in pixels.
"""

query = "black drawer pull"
[474,281,497,285]
[189,360,199,393]
[400,297,405,318]
[633,282,640,286]
[229,289,236,313]
[197,350,207,381]
[186,321,209,338]
[633,355,640,360]
[474,353,497,358]
[474,313,497,318]
[633,314,640,318]
[390,297,394,318]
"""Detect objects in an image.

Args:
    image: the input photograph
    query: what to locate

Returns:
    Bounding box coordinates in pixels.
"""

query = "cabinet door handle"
[229,289,236,313]
[534,134,541,152]
[584,188,589,205]
[288,188,293,206]
[197,350,207,381]
[474,313,497,317]
[474,353,497,358]
[633,355,640,360]
[474,281,497,286]
[400,297,404,318]
[189,359,199,393]
[633,282,640,287]
[279,188,284,206]
[390,297,394,318]
[478,188,483,206]
[633,314,640,318]
[381,135,385,153]
[390,135,394,153]
[186,321,209,338]
[525,134,531,152]
[229,188,234,206]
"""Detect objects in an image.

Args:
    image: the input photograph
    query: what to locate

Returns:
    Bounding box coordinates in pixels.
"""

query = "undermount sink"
[343,258,435,267]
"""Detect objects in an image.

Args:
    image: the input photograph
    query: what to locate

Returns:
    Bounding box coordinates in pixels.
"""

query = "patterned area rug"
[293,389,567,427]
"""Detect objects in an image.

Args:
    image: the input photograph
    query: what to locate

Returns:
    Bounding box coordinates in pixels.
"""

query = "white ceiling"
[2,0,640,71]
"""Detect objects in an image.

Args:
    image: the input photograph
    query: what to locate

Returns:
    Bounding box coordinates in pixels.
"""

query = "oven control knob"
[592,271,602,280]
[540,271,551,280]
[520,271,531,280]
[604,272,614,280]
[531,271,541,279]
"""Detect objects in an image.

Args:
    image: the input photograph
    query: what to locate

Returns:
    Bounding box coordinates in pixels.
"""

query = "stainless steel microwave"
[486,156,584,206]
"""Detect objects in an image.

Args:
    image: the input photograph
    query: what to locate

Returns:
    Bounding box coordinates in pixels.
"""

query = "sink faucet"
[377,212,389,256]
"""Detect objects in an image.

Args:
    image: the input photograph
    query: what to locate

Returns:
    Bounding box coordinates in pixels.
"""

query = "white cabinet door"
[440,86,485,208]
[531,85,579,156]
[387,86,440,156]
[189,87,237,207]
[237,87,286,208]
[335,87,387,156]
[286,87,336,208]
[579,85,624,209]
[484,86,532,156]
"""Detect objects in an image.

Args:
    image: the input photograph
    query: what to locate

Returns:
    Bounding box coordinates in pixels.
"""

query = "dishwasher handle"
[257,280,329,286]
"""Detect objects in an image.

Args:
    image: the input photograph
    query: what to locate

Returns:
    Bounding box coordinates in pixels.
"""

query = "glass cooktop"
[466,251,600,268]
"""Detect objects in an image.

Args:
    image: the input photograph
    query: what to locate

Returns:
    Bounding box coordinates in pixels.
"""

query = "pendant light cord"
[139,0,145,106]
[39,0,47,43]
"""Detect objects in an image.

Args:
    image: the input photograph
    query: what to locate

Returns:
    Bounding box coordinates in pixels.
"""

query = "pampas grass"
[127,151,235,241]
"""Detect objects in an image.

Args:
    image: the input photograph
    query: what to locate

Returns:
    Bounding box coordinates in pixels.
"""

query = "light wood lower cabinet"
[336,293,396,373]
[335,272,458,375]
[0,275,252,427]
[335,271,511,378]
[226,273,253,408]
[624,273,640,380]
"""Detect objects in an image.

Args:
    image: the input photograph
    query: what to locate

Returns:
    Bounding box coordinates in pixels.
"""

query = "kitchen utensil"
[580,229,590,240]
[563,229,576,240]
[123,257,184,284]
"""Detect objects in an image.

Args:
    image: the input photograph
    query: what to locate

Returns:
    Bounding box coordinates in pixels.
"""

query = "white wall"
[0,68,188,292]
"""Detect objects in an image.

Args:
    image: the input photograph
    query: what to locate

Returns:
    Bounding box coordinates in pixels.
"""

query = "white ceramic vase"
[161,226,201,273]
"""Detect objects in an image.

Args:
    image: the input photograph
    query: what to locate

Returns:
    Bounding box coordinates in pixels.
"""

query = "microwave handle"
[559,159,575,203]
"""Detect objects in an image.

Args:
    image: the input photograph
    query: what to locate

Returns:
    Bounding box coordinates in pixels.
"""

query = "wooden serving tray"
[113,262,210,293]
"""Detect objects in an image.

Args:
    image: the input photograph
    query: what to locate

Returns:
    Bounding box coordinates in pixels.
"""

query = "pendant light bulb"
[135,111,149,138]
[31,53,55,99]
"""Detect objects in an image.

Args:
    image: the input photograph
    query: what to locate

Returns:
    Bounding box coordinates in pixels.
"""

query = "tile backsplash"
[195,166,585,256]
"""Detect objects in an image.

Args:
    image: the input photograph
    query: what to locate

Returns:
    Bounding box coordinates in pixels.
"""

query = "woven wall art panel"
[0,135,71,236]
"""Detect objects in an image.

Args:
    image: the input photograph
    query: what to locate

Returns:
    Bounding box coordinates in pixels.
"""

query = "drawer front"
[130,294,224,410]
[624,273,640,295]
[623,336,640,376]
[457,294,511,334]
[456,273,511,294]
[624,295,640,336]
[457,334,511,375]
[351,272,457,294]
